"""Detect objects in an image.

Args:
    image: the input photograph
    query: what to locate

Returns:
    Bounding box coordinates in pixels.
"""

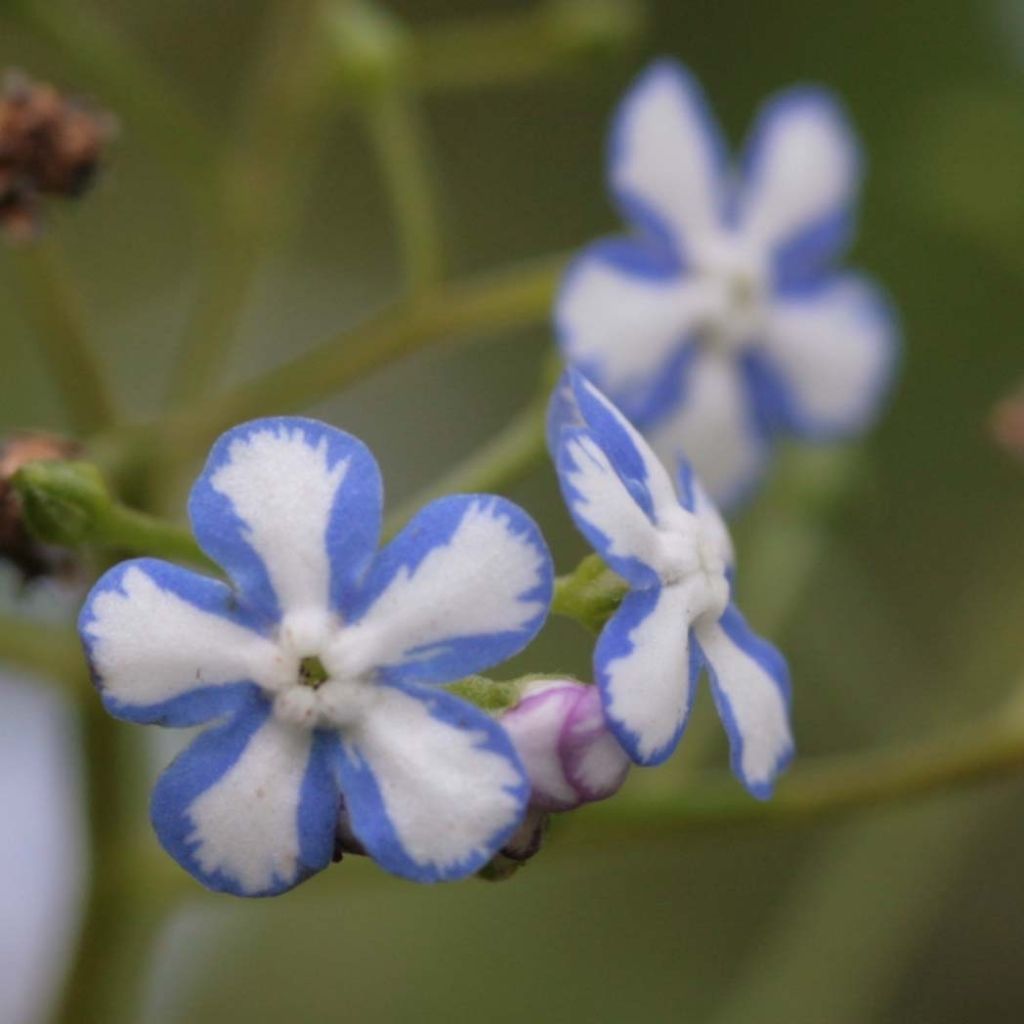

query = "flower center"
[268,613,380,730]
[689,231,769,355]
[299,654,329,689]
[656,508,730,620]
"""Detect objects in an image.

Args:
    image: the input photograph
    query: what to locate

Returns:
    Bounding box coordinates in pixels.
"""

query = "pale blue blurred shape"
[0,676,84,1024]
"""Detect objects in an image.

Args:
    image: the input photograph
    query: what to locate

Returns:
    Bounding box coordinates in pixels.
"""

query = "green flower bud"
[12,459,111,547]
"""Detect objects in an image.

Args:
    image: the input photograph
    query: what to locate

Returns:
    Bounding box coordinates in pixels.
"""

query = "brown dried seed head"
[0,433,83,582]
[0,70,117,241]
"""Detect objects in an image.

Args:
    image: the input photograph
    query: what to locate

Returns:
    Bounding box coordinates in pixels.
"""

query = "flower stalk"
[7,241,116,435]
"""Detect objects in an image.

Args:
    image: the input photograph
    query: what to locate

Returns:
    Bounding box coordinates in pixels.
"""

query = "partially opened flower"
[499,678,630,812]
[79,417,553,896]
[552,372,793,797]
[556,59,899,507]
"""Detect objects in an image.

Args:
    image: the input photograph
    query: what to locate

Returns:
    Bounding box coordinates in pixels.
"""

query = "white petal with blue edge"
[190,418,381,621]
[557,429,665,586]
[81,560,278,726]
[696,605,793,799]
[151,706,338,896]
[648,352,769,509]
[740,87,860,257]
[336,685,527,881]
[611,60,725,252]
[762,275,897,438]
[557,245,706,416]
[596,584,702,765]
[341,496,551,685]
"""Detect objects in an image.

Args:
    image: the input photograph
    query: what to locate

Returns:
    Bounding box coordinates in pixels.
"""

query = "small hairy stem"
[384,396,548,538]
[5,0,215,198]
[7,241,117,435]
[166,253,564,457]
[0,616,83,686]
[364,84,445,294]
[168,0,329,405]
[575,707,1024,835]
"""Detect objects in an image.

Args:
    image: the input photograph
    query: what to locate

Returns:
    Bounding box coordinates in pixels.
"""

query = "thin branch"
[570,709,1024,838]
[363,84,445,294]
[384,395,548,538]
[7,241,117,435]
[166,252,564,456]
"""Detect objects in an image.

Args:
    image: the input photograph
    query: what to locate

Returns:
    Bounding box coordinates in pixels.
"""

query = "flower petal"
[610,59,727,259]
[189,417,382,623]
[555,238,707,423]
[556,427,664,587]
[79,559,278,727]
[335,684,528,881]
[151,698,339,896]
[675,461,735,570]
[570,371,689,521]
[545,371,585,456]
[595,585,703,765]
[500,682,582,811]
[647,351,771,510]
[560,685,631,803]
[695,604,793,799]
[739,87,861,284]
[761,275,899,439]
[340,496,552,685]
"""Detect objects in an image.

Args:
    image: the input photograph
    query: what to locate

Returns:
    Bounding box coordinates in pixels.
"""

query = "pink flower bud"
[499,680,629,811]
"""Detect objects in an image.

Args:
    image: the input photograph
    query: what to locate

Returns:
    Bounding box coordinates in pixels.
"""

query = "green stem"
[5,0,215,198]
[164,253,564,458]
[384,395,548,538]
[168,0,329,406]
[0,616,82,685]
[7,241,117,435]
[552,554,627,633]
[575,705,1024,835]
[410,0,646,93]
[364,84,445,294]
[94,502,214,571]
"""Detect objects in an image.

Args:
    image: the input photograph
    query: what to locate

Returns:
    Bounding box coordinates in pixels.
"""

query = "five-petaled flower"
[556,59,899,508]
[79,417,553,896]
[552,371,793,797]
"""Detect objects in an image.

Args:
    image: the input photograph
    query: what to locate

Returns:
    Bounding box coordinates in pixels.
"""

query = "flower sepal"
[552,552,629,633]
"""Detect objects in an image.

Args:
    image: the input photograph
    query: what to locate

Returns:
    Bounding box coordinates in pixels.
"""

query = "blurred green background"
[4,1,1024,1022]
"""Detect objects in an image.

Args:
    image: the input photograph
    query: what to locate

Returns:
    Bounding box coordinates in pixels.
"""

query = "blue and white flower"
[552,372,793,798]
[79,417,553,896]
[556,59,899,507]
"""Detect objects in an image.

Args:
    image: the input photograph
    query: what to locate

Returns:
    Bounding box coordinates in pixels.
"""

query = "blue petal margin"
[334,684,529,882]
[608,58,729,266]
[344,494,553,686]
[740,85,862,287]
[593,587,703,766]
[151,697,340,897]
[188,417,383,624]
[79,557,265,728]
[698,603,794,800]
